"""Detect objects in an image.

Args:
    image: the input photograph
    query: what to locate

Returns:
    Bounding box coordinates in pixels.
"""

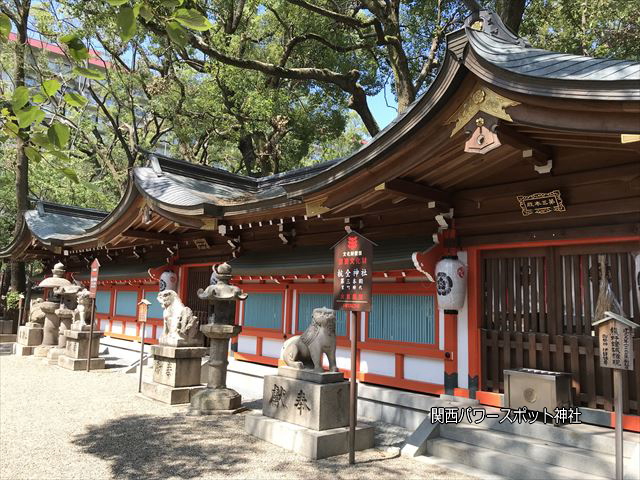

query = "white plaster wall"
[291,290,298,334]
[360,350,395,377]
[335,347,352,370]
[99,319,110,331]
[438,308,444,350]
[262,338,283,358]
[237,335,257,355]
[155,328,163,340]
[404,356,444,384]
[144,325,153,338]
[125,323,137,337]
[111,321,122,333]
[457,250,469,388]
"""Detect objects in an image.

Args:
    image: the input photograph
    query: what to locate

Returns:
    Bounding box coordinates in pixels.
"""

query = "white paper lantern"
[159,270,178,292]
[634,252,640,311]
[435,256,467,312]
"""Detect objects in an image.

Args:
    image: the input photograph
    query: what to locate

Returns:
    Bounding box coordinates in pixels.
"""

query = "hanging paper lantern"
[634,252,640,311]
[435,256,467,312]
[159,270,178,292]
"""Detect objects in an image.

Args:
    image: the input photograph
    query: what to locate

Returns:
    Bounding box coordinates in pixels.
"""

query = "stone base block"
[0,334,16,343]
[263,375,349,430]
[34,345,56,357]
[17,326,42,347]
[189,387,242,414]
[245,414,375,460]
[141,381,206,405]
[277,366,345,384]
[151,346,207,388]
[0,319,13,334]
[58,355,106,371]
[63,330,103,359]
[14,344,35,356]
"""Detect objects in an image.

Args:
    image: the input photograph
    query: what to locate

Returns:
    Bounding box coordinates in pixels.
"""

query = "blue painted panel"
[244,293,282,329]
[95,291,111,314]
[144,291,164,319]
[369,295,435,344]
[297,293,346,336]
[115,291,138,317]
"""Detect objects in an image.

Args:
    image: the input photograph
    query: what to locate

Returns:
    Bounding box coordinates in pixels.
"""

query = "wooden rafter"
[374,178,452,206]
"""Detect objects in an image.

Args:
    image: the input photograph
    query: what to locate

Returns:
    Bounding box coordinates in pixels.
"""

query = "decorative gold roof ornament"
[447,85,520,136]
[305,197,330,216]
[621,134,640,143]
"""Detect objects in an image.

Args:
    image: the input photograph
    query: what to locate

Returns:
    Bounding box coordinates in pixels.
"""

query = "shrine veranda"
[2,10,639,433]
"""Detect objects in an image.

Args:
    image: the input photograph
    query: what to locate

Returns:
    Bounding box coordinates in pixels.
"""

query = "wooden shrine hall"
[2,10,639,430]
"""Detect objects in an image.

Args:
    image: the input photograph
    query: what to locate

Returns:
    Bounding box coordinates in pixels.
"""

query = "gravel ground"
[0,354,475,480]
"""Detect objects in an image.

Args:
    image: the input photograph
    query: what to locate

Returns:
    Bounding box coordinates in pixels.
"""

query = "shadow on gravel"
[72,413,259,479]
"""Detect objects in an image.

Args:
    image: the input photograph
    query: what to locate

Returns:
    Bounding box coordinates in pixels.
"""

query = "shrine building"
[2,10,638,431]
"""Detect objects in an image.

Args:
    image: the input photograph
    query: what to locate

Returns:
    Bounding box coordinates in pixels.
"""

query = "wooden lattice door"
[480,243,639,414]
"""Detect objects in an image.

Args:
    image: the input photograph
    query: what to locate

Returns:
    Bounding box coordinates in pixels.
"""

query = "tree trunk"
[382,7,416,113]
[10,0,31,294]
[496,0,526,35]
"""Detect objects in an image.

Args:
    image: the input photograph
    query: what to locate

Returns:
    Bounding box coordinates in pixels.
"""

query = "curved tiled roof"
[24,201,108,242]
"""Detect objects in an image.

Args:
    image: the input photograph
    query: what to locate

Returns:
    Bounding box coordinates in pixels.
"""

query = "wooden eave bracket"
[375,179,452,208]
[305,197,330,216]
[496,123,553,170]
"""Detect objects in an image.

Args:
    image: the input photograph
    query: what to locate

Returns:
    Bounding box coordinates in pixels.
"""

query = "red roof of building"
[8,32,111,69]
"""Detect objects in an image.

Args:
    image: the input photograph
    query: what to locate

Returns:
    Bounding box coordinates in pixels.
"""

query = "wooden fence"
[480,245,639,414]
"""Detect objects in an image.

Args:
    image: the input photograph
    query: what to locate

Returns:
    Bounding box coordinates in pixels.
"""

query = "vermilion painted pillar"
[444,310,458,395]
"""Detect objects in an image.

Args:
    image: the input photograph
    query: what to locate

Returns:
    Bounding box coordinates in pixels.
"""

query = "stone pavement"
[0,354,476,480]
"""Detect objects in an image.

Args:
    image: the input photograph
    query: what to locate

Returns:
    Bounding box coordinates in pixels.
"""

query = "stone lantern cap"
[38,262,72,288]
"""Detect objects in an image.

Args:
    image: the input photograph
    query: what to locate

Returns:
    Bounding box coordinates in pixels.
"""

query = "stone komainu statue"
[281,307,338,372]
[157,290,201,346]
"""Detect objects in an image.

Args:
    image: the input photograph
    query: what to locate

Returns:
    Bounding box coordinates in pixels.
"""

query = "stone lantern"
[189,263,248,414]
[32,262,73,358]
[47,284,84,364]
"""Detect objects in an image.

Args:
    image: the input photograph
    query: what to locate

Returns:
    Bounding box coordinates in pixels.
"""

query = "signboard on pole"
[89,258,101,299]
[594,311,636,371]
[137,299,151,393]
[332,232,376,312]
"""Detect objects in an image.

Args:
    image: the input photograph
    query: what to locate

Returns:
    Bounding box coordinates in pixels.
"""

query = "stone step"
[440,422,625,479]
[427,438,609,480]
[460,406,639,456]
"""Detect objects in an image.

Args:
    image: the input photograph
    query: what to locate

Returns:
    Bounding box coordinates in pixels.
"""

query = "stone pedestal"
[57,329,105,371]
[245,367,375,459]
[34,301,61,357]
[189,324,243,414]
[15,323,43,356]
[47,310,73,365]
[141,345,207,404]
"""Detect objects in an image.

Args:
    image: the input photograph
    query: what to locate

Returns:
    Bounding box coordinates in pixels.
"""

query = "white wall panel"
[404,356,444,385]
[360,350,395,377]
[262,338,283,358]
[99,319,110,331]
[111,321,122,333]
[237,335,257,355]
[335,347,351,370]
[125,323,137,337]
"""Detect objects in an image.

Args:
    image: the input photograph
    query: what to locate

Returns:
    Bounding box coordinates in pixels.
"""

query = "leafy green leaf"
[47,122,70,148]
[32,93,46,104]
[59,34,89,61]
[165,20,188,47]
[42,78,61,97]
[107,0,129,6]
[63,92,88,108]
[0,13,11,42]
[59,167,79,183]
[11,86,30,111]
[3,121,19,135]
[117,6,136,42]
[30,133,50,147]
[138,4,153,21]
[24,146,42,163]
[173,8,212,31]
[16,106,45,128]
[72,66,105,81]
[162,0,183,7]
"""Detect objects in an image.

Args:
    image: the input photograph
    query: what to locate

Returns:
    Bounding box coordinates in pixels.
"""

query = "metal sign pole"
[348,309,357,465]
[137,299,150,393]
[613,368,623,480]
[86,297,96,372]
